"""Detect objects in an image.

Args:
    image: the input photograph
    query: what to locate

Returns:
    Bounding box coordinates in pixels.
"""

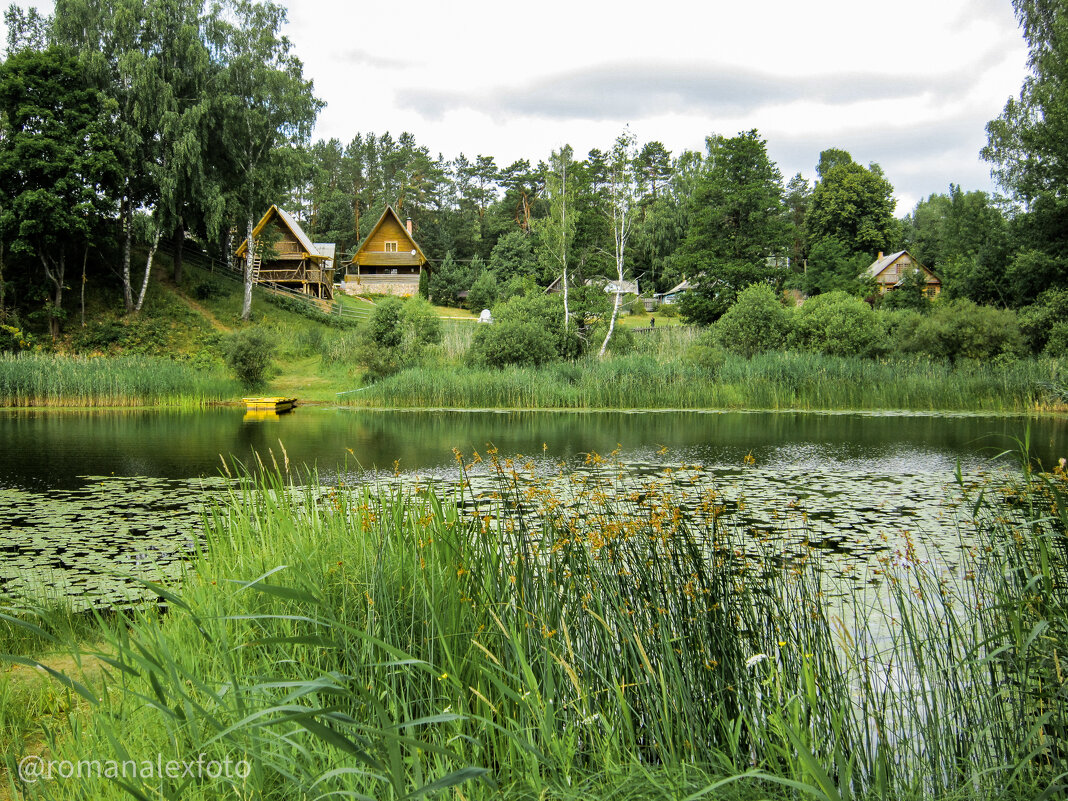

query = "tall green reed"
[3,449,1066,799]
[0,353,240,407]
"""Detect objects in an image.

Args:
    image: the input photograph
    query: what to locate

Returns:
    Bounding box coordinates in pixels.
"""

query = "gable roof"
[656,280,693,298]
[865,250,940,285]
[351,204,428,264]
[866,250,908,279]
[235,205,327,261]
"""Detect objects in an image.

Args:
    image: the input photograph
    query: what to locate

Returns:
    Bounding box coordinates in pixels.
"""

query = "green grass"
[0,353,241,407]
[2,452,1065,799]
[346,351,1065,412]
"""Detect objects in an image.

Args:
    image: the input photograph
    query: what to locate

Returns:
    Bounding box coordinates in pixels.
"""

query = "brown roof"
[349,204,428,266]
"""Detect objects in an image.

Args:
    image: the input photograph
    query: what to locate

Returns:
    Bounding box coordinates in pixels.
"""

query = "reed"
[0,353,240,407]
[3,451,1065,799]
[345,352,1063,412]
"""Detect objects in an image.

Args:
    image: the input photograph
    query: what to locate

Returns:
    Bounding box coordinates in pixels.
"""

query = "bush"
[657,303,679,318]
[688,330,727,374]
[899,299,1024,362]
[468,318,557,367]
[713,283,790,357]
[357,297,443,381]
[1019,288,1068,354]
[790,291,886,358]
[224,327,276,387]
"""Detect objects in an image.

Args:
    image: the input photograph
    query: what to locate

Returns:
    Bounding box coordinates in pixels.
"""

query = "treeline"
[1,0,1065,354]
[0,0,319,345]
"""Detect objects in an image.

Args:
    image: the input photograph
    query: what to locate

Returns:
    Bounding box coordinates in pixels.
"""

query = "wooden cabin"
[343,205,428,296]
[234,206,335,300]
[865,250,941,297]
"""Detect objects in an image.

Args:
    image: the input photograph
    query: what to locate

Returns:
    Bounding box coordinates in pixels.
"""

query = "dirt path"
[170,291,231,333]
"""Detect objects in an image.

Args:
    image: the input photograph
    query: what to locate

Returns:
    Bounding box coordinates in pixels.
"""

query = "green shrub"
[468,318,557,367]
[657,302,679,318]
[224,327,276,388]
[358,297,444,381]
[899,299,1024,362]
[790,291,886,358]
[688,329,727,374]
[1045,321,1068,357]
[1019,288,1068,354]
[713,283,790,357]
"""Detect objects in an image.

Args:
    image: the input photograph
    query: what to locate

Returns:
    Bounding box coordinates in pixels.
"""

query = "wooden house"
[343,205,428,296]
[654,279,693,305]
[234,206,335,299]
[865,250,941,296]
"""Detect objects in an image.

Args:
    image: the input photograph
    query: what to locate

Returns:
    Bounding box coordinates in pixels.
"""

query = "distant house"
[865,250,941,296]
[654,280,693,305]
[234,206,335,299]
[343,205,428,297]
[585,277,639,301]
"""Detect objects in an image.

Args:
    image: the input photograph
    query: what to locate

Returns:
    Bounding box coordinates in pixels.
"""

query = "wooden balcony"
[351,251,423,267]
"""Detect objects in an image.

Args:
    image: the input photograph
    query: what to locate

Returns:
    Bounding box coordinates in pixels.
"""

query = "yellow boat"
[242,397,297,413]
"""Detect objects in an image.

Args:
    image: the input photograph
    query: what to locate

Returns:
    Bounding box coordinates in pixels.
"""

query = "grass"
[1,449,1065,799]
[0,353,241,407]
[346,351,1066,412]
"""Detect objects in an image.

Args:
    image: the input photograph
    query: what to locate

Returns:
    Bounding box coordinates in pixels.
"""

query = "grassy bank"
[347,351,1067,412]
[0,353,240,407]
[2,454,1065,799]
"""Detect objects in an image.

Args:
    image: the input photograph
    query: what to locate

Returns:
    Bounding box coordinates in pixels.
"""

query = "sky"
[3,0,1032,215]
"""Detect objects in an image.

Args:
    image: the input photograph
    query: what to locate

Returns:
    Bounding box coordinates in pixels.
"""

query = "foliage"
[358,296,442,380]
[794,237,874,297]
[897,298,1025,362]
[674,130,789,323]
[467,317,558,368]
[807,150,898,256]
[427,251,468,307]
[223,326,276,387]
[468,292,575,367]
[790,291,887,358]
[466,269,498,312]
[713,283,790,357]
[487,229,536,279]
[880,266,933,312]
[0,46,123,338]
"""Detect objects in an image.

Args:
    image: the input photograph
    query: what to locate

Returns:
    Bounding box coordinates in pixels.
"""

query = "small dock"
[242,397,297,413]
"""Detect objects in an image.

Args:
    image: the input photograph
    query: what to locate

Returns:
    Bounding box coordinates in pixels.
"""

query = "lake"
[0,407,1065,607]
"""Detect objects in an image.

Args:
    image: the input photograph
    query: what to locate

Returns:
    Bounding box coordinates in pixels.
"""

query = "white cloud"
[1,0,1032,214]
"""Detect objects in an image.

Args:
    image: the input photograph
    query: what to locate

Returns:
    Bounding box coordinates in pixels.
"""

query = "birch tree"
[207,0,321,320]
[536,146,577,330]
[599,130,637,358]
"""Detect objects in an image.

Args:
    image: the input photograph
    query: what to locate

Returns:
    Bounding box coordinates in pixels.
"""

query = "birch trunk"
[121,202,133,313]
[134,228,161,313]
[241,216,254,320]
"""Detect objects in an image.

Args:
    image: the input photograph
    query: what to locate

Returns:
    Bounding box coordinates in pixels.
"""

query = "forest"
[0,0,1066,353]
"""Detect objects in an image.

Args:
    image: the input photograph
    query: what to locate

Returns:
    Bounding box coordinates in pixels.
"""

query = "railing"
[351,252,422,267]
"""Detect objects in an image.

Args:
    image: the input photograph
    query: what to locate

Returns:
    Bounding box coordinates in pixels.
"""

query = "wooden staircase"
[249,242,263,284]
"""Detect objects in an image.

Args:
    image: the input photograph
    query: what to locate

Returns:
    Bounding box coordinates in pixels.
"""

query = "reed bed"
[2,451,1066,800]
[348,352,1062,411]
[0,353,240,407]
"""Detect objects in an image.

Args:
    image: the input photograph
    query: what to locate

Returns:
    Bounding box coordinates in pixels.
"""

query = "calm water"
[1,407,1064,490]
[0,407,1065,607]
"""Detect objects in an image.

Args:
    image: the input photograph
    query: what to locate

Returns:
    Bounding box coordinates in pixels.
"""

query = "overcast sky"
[4,0,1031,215]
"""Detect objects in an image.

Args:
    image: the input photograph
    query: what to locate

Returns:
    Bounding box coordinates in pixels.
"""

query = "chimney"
[877,251,884,260]
[406,217,413,236]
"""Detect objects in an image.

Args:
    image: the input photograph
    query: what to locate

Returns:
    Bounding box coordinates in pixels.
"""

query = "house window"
[384,241,398,253]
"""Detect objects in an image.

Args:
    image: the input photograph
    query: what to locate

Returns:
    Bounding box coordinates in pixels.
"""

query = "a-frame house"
[343,205,428,296]
[234,206,335,300]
